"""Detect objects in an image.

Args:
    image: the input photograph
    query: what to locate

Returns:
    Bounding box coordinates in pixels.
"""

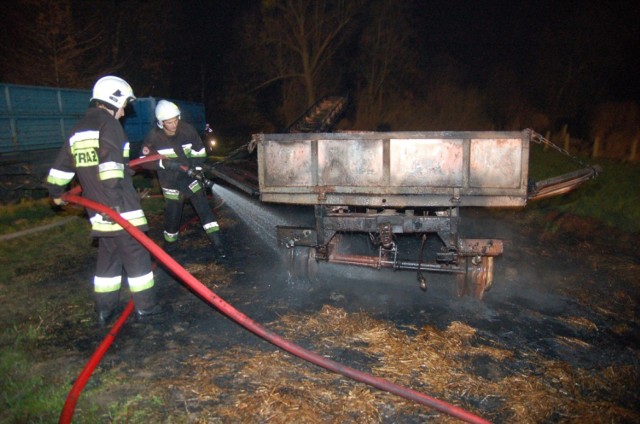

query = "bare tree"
[103,0,180,99]
[0,0,180,95]
[353,1,419,129]
[0,0,115,88]
[244,0,364,124]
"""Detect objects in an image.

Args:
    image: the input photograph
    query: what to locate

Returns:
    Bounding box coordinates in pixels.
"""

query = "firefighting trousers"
[93,234,156,313]
[163,192,220,243]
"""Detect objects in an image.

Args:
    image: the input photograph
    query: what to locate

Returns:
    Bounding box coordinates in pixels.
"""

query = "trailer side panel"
[256,131,530,208]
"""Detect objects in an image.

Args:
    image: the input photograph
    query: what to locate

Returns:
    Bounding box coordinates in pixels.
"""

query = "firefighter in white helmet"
[139,99,225,258]
[46,75,162,327]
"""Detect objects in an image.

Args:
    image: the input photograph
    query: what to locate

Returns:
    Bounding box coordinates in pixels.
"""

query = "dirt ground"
[8,187,639,423]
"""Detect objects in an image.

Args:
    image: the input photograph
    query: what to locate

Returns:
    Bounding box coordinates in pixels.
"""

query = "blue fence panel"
[60,89,90,115]
[123,97,156,152]
[15,117,63,150]
[1,83,206,155]
[0,118,15,151]
[1,84,89,153]
[174,100,206,133]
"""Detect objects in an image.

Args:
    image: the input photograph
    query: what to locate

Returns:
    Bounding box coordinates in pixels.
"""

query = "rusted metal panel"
[318,138,384,186]
[469,137,523,189]
[262,139,314,186]
[390,138,463,187]
[256,131,530,208]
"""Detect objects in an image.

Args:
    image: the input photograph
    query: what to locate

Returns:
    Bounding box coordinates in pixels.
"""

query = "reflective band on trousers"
[94,275,122,293]
[189,180,202,193]
[162,188,180,200]
[128,271,155,293]
[203,221,220,233]
[164,231,179,242]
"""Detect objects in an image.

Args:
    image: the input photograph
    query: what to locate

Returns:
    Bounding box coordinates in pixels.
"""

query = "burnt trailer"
[237,129,598,299]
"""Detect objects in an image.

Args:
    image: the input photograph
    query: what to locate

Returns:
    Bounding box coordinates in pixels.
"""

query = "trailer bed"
[210,129,597,299]
[255,131,531,208]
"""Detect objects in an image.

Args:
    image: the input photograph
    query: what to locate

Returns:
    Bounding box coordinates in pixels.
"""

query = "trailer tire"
[286,246,318,285]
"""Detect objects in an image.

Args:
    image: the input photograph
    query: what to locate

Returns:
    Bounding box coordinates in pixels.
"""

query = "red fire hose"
[58,156,491,424]
[59,300,134,424]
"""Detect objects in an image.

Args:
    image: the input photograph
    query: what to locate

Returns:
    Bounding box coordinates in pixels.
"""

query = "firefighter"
[46,75,162,327]
[139,100,225,258]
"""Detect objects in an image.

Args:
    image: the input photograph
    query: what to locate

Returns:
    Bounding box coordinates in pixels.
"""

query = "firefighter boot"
[135,304,166,322]
[209,231,227,261]
[97,310,115,328]
[162,239,178,255]
[95,292,120,328]
[96,305,124,328]
[132,287,165,323]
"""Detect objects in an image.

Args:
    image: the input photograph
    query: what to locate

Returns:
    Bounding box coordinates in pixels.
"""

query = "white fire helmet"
[91,76,136,109]
[155,100,181,128]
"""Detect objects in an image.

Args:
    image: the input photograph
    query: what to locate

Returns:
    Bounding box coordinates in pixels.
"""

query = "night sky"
[185,1,640,99]
[409,1,639,102]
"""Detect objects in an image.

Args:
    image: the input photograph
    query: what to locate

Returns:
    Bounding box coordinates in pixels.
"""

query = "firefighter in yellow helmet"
[46,76,162,327]
[139,100,225,259]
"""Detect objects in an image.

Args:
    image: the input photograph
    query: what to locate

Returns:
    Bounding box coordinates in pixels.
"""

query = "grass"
[0,192,174,423]
[527,143,640,233]
[0,198,80,236]
[0,217,88,422]
[0,349,69,423]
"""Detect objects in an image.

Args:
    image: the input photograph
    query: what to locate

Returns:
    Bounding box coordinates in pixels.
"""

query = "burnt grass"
[5,193,640,423]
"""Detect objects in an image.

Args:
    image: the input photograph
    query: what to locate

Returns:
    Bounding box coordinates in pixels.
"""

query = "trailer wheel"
[456,256,494,300]
[286,246,318,284]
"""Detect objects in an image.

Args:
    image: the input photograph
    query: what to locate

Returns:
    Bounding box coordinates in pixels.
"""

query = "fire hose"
[59,299,134,424]
[59,155,491,424]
